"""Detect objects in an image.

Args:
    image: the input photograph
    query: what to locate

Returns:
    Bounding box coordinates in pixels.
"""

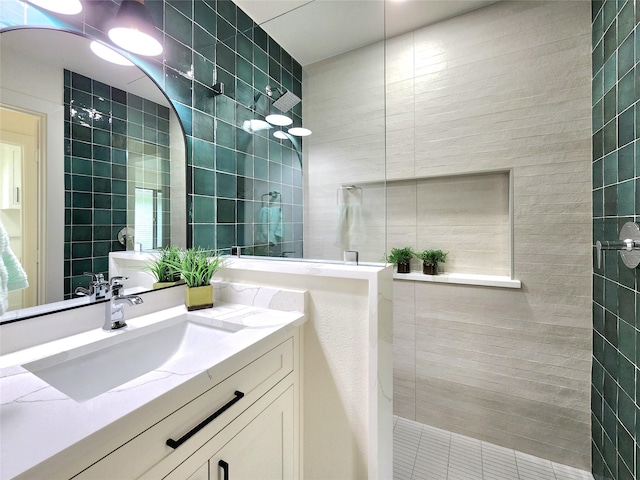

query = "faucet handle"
[109,276,128,296]
[83,272,105,284]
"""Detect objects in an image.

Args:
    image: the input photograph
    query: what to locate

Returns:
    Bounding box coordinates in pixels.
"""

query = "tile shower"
[590,1,640,479]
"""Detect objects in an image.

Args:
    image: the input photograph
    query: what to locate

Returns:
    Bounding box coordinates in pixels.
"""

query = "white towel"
[0,220,28,315]
[257,205,283,245]
[334,203,364,250]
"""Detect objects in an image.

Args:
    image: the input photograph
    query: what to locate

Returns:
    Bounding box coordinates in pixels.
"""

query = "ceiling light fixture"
[273,130,288,140]
[288,127,312,137]
[265,114,293,126]
[90,41,134,66]
[108,0,163,57]
[27,0,82,15]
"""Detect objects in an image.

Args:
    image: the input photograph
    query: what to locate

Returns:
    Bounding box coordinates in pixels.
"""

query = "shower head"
[273,90,301,112]
[265,84,301,112]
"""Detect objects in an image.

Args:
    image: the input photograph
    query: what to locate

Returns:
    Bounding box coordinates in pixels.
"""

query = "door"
[0,106,40,309]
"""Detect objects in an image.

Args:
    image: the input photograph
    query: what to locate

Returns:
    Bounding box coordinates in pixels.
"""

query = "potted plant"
[146,246,184,289]
[386,247,415,274]
[173,247,225,311]
[418,249,448,275]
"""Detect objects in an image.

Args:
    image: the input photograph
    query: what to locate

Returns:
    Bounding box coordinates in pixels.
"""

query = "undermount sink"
[22,315,244,402]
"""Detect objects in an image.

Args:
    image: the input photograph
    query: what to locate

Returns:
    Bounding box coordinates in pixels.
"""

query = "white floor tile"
[393,416,595,480]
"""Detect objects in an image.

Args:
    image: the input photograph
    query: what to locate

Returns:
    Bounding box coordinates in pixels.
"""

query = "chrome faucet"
[75,272,110,301]
[103,277,143,331]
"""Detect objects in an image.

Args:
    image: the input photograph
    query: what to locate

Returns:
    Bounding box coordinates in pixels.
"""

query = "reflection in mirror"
[0,28,186,319]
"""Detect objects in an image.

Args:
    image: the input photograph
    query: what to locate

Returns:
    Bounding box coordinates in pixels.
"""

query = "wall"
[590,0,640,479]
[0,0,304,259]
[63,70,171,298]
[305,0,593,469]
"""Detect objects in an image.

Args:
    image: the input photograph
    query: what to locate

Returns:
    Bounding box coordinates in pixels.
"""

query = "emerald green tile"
[192,138,215,168]
[618,33,635,79]
[72,72,91,92]
[603,52,617,93]
[194,2,216,34]
[92,257,109,274]
[253,46,268,73]
[618,69,635,112]
[165,68,193,107]
[93,194,110,209]
[112,195,126,210]
[216,145,235,173]
[254,157,268,180]
[604,151,618,184]
[216,42,236,75]
[215,96,235,123]
[603,368,617,407]
[217,198,236,223]
[216,224,236,249]
[618,142,634,181]
[604,119,618,154]
[237,33,253,62]
[93,209,110,226]
[217,172,237,199]
[193,224,216,250]
[192,195,216,223]
[215,68,235,98]
[112,210,125,225]
[618,106,634,147]
[72,141,92,159]
[72,157,92,175]
[215,119,235,148]
[112,180,126,195]
[71,192,91,209]
[269,56,281,83]
[605,277,619,314]
[618,354,635,397]
[254,25,268,51]
[165,4,192,46]
[604,86,618,124]
[193,167,215,196]
[618,285,635,325]
[602,0,616,30]
[617,390,635,435]
[193,110,214,143]
[72,258,92,276]
[617,180,634,215]
[593,36,603,74]
[617,0,634,43]
[72,174,92,192]
[237,55,253,84]
[254,67,268,93]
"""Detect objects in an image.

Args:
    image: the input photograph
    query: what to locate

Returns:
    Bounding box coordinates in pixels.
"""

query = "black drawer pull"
[166,391,245,449]
[219,460,229,480]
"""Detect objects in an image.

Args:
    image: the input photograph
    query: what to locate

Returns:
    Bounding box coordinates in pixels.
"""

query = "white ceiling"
[234,0,500,66]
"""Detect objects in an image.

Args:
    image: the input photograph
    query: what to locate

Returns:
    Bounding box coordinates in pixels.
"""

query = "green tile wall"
[591,1,640,479]
[2,0,305,265]
[64,70,171,298]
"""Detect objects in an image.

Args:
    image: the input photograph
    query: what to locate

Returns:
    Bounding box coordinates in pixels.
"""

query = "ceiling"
[234,0,500,66]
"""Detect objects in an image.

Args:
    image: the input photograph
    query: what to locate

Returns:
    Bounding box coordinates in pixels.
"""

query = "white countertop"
[0,302,305,480]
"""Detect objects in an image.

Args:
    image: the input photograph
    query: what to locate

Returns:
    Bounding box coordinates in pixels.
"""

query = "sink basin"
[23,316,243,402]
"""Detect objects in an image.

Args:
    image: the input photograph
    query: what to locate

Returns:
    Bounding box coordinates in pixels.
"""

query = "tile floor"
[393,416,594,480]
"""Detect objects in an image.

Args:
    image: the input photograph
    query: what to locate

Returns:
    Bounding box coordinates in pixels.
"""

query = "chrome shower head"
[272,90,301,112]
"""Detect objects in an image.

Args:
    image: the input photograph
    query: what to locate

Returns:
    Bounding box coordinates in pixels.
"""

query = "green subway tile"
[618,106,634,147]
[216,42,236,75]
[237,55,253,84]
[93,160,111,178]
[254,25,268,51]
[237,33,253,62]
[112,210,125,225]
[254,157,268,180]
[92,257,109,274]
[618,354,635,398]
[603,87,617,123]
[217,199,236,223]
[618,142,634,181]
[72,174,92,192]
[216,224,236,249]
[93,225,110,241]
[602,0,616,30]
[194,2,216,34]
[215,96,235,123]
[603,120,617,155]
[72,208,92,226]
[617,390,635,435]
[617,180,634,216]
[193,138,215,169]
[603,52,617,93]
[165,4,192,46]
[215,68,235,98]
[593,6,604,43]
[71,241,92,259]
[193,167,215,196]
[269,56,281,83]
[94,209,111,226]
[72,157,92,175]
[604,309,618,346]
[71,123,91,142]
[618,32,634,78]
[72,192,91,208]
[604,151,617,185]
[112,195,126,210]
[217,172,237,198]
[192,195,216,223]
[72,258,92,276]
[618,69,635,112]
[216,145,235,173]
[618,285,635,325]
[605,277,619,314]
[254,46,268,73]
[215,119,235,148]
[193,223,216,250]
[193,110,214,143]
[112,179,126,195]
[72,141,92,159]
[617,0,634,42]
[254,67,268,93]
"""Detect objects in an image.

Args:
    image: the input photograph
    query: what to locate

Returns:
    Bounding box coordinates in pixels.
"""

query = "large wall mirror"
[0,27,186,320]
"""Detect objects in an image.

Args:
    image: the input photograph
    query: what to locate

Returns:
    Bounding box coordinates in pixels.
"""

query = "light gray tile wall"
[305,0,593,470]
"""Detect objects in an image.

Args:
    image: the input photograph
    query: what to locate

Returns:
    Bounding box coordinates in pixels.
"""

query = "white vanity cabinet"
[69,334,298,480]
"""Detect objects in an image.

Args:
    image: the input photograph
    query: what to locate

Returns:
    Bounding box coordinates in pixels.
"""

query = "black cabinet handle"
[166,391,245,449]
[219,460,229,480]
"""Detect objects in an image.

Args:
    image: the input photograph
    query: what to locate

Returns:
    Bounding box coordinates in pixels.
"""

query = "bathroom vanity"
[0,258,393,480]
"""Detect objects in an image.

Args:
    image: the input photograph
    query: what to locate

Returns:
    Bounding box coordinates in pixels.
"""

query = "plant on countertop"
[146,246,183,286]
[386,246,415,273]
[178,247,225,288]
[170,247,225,311]
[418,249,448,275]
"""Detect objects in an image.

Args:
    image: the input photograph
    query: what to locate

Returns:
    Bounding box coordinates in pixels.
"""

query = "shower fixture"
[265,85,301,112]
[596,221,640,269]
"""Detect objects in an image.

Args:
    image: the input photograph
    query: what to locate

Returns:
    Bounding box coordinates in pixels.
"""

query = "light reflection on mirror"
[0,28,186,319]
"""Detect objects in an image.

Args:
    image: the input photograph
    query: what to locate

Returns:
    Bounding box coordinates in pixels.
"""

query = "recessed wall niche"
[386,171,511,276]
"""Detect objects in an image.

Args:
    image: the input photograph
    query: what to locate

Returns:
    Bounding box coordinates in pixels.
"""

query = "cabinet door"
[210,386,294,480]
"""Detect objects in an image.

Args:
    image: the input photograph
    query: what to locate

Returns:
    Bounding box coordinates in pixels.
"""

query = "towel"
[257,205,283,245]
[0,220,28,315]
[334,203,364,251]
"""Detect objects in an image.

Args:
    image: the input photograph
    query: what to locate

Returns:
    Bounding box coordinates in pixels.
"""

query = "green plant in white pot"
[174,248,225,311]
[418,249,448,275]
[146,246,184,289]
